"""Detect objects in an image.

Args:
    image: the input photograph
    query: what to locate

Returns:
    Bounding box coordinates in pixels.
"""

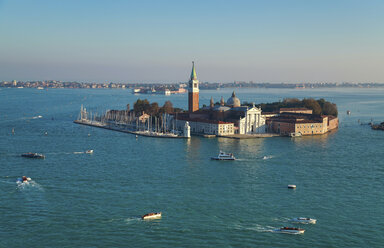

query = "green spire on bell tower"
[190,61,197,80]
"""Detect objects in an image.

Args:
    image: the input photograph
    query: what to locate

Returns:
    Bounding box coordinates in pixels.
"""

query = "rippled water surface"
[1,87,383,247]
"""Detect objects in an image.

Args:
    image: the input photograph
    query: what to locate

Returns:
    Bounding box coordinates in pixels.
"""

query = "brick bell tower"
[188,61,199,112]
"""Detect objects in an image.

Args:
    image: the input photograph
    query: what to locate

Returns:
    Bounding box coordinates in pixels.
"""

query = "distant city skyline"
[1,0,384,83]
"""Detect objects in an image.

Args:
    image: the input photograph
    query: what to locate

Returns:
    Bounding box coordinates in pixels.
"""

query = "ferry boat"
[85,150,94,154]
[142,212,162,220]
[274,227,305,234]
[211,151,236,160]
[291,217,317,224]
[21,153,45,159]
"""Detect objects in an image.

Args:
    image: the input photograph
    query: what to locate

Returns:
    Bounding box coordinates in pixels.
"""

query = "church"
[174,62,266,136]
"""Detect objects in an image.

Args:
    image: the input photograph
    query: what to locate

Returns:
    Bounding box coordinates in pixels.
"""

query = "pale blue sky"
[0,0,383,83]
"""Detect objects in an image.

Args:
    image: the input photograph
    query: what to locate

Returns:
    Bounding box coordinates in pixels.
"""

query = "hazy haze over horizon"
[0,0,383,83]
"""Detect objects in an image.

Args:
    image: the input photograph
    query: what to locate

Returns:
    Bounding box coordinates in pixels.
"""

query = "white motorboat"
[274,227,305,234]
[288,184,296,189]
[85,150,93,154]
[291,217,316,224]
[211,151,236,160]
[142,212,162,220]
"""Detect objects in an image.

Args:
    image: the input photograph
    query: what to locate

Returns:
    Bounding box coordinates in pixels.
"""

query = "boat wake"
[16,180,44,191]
[262,155,274,160]
[234,223,275,233]
[125,217,142,224]
[0,179,16,185]
[272,217,291,222]
[241,224,304,234]
[44,151,88,155]
[271,229,304,235]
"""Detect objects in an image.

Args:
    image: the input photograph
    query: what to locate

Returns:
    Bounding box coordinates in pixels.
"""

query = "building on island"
[174,62,266,136]
[188,61,199,113]
[266,112,339,136]
[93,63,339,138]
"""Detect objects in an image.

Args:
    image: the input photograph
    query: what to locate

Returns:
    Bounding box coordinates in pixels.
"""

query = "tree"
[133,99,150,114]
[317,98,326,109]
[283,98,301,108]
[162,100,174,114]
[302,98,322,115]
[323,102,338,117]
[148,102,159,116]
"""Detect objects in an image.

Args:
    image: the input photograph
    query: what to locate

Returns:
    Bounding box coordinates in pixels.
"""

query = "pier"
[74,119,187,139]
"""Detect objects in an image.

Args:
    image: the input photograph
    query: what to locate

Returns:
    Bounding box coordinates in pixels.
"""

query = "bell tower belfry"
[188,61,199,112]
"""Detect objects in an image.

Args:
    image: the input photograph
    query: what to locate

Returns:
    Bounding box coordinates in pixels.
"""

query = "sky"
[0,0,384,83]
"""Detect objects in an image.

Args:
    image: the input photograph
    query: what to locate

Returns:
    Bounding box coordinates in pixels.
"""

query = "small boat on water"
[85,150,94,154]
[289,132,302,137]
[291,217,317,224]
[16,176,31,184]
[21,153,45,159]
[288,184,296,189]
[211,151,236,160]
[274,227,305,234]
[142,212,162,220]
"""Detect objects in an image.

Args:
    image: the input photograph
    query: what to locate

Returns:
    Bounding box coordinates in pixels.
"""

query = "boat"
[21,153,45,159]
[371,122,384,131]
[274,227,305,234]
[288,184,296,189]
[291,217,317,224]
[16,176,31,184]
[211,151,236,160]
[85,150,93,154]
[289,132,302,137]
[347,110,351,115]
[142,212,162,220]
[37,87,44,90]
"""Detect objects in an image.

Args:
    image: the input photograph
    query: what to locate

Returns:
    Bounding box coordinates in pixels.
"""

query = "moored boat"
[291,217,317,224]
[211,151,236,160]
[142,212,162,220]
[21,153,45,159]
[274,227,305,234]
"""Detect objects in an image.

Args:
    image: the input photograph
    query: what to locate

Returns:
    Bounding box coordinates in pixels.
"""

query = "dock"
[73,120,187,139]
[218,133,279,139]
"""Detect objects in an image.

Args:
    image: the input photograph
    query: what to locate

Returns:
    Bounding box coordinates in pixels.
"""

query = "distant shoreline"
[1,81,384,91]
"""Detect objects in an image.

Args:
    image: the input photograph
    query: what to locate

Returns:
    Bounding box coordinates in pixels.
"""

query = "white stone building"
[236,106,266,134]
[175,118,234,136]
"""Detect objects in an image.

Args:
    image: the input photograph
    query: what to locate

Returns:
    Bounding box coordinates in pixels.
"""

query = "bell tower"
[188,61,199,112]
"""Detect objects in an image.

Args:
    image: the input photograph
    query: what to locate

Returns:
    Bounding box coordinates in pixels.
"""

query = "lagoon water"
[1,87,383,247]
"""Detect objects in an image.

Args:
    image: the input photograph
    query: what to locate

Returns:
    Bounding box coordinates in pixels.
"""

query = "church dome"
[226,91,241,107]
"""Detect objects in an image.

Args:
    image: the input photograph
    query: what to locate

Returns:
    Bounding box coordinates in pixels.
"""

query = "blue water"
[1,87,383,247]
